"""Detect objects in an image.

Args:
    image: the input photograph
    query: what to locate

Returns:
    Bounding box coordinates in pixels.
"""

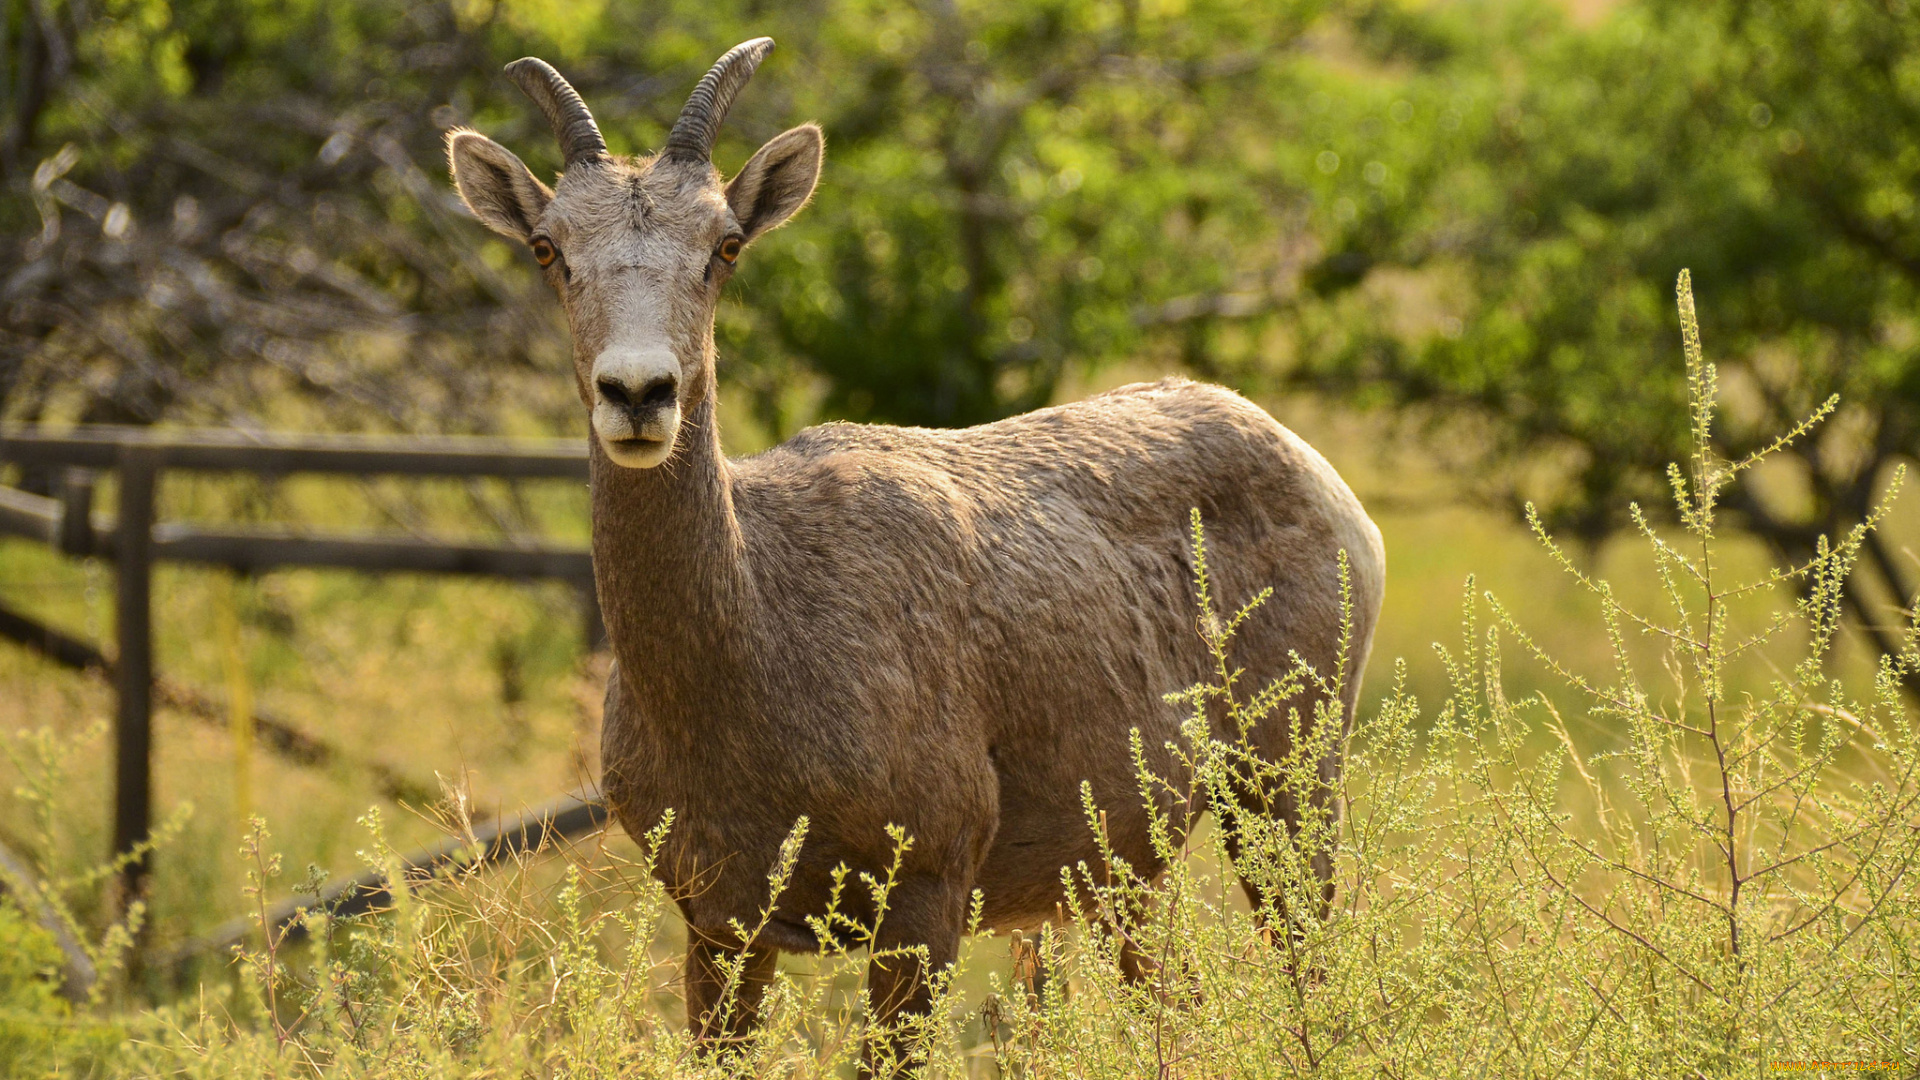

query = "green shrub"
[0,892,127,1075]
[0,898,75,1074]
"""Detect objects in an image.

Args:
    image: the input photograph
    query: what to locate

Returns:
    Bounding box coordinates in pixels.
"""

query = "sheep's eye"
[530,237,558,267]
[718,235,743,264]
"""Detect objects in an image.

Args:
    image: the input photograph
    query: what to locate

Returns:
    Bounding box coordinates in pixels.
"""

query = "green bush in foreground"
[17,273,1920,1075]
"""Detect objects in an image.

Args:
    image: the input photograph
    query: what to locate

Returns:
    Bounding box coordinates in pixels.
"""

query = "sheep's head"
[447,40,820,468]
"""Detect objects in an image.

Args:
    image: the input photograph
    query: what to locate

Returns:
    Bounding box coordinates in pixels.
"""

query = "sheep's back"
[724,377,1381,925]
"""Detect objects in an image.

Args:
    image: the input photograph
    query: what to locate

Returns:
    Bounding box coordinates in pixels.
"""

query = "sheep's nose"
[598,374,677,414]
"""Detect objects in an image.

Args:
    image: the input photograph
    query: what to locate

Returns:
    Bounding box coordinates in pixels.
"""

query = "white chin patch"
[599,429,676,469]
[592,400,680,468]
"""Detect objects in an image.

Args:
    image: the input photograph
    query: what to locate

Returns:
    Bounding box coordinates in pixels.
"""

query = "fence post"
[113,445,158,910]
[57,468,95,555]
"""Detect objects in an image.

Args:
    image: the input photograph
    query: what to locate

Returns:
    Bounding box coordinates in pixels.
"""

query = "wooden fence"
[0,425,610,937]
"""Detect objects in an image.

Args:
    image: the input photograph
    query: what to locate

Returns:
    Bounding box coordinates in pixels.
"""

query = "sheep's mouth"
[599,431,676,469]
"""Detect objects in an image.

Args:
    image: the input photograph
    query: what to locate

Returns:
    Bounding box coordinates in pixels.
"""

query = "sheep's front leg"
[862,875,969,1075]
[686,935,779,1048]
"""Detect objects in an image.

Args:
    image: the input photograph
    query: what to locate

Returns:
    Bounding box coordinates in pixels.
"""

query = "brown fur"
[448,51,1385,1044]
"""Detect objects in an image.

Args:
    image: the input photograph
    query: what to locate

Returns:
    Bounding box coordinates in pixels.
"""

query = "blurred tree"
[0,0,573,432]
[0,0,1349,438]
[1283,0,1920,666]
[729,0,1330,430]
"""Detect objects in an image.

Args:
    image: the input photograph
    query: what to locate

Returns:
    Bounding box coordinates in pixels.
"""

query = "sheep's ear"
[447,129,553,242]
[726,124,822,244]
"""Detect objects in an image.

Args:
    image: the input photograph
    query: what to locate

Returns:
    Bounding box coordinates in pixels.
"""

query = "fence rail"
[0,426,590,477]
[168,791,609,972]
[0,425,608,922]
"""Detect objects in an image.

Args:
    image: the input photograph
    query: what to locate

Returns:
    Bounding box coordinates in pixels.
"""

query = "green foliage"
[729,0,1332,429]
[0,898,124,1077]
[0,725,157,1076]
[0,900,83,1074]
[1290,0,1920,666]
[1,0,1350,435]
[3,0,580,429]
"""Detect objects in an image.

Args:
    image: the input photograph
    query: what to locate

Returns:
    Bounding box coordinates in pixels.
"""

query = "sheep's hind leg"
[686,935,779,1049]
[1106,890,1199,1003]
[1218,788,1337,984]
[861,875,969,1076]
[1218,683,1346,957]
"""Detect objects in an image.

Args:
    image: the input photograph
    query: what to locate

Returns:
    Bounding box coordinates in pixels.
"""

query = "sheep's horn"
[503,57,608,166]
[663,38,775,163]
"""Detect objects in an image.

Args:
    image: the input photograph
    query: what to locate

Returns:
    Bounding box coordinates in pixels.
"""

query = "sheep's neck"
[589,394,753,686]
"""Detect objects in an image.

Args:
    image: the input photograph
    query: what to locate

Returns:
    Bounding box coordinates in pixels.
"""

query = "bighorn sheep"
[447,38,1385,1048]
